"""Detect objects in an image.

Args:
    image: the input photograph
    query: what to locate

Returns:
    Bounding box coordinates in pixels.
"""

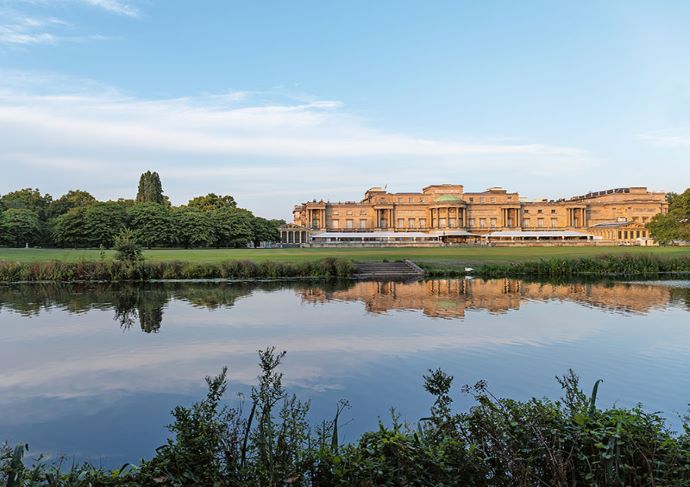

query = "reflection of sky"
[1,281,689,467]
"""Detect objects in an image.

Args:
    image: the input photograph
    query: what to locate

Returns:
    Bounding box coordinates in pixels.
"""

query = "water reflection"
[1,279,689,331]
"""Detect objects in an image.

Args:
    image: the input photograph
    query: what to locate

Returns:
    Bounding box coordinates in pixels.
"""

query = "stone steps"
[354,260,425,279]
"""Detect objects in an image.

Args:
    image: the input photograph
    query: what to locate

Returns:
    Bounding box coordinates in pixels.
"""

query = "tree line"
[0,171,284,248]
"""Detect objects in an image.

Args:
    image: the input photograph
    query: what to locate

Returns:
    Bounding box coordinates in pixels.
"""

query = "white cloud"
[638,129,690,147]
[79,0,139,17]
[0,71,600,216]
[0,15,64,45]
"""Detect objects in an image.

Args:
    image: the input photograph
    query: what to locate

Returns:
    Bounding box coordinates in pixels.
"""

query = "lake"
[1,278,689,467]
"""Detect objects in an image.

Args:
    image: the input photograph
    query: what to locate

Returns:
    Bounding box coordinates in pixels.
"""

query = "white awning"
[487,230,593,238]
[311,231,439,239]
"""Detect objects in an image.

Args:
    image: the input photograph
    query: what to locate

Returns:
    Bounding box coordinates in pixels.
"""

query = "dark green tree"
[80,202,128,247]
[48,190,96,218]
[128,203,175,248]
[0,208,43,247]
[0,188,52,219]
[251,216,280,247]
[648,188,690,243]
[187,193,236,211]
[135,171,165,204]
[211,207,254,247]
[171,207,216,248]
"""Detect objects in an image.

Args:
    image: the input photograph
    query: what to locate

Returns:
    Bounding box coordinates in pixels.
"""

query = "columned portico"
[567,207,587,228]
[429,205,466,229]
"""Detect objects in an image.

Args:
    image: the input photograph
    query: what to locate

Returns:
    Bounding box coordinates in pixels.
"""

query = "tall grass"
[424,254,690,278]
[2,349,689,486]
[0,257,355,282]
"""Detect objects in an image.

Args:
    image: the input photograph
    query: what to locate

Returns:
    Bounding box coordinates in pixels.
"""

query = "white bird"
[464,267,474,273]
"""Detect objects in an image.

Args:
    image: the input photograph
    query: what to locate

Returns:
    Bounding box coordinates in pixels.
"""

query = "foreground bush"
[0,257,355,282]
[2,349,689,486]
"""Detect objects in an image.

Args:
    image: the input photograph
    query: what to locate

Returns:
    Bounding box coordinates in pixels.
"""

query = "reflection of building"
[282,185,667,246]
[299,279,672,318]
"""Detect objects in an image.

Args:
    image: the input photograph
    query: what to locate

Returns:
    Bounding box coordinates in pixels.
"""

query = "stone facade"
[291,185,667,242]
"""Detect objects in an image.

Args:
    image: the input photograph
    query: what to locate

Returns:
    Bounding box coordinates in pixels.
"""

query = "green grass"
[1,246,689,267]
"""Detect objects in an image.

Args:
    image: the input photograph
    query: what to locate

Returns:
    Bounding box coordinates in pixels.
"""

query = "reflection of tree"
[112,285,167,333]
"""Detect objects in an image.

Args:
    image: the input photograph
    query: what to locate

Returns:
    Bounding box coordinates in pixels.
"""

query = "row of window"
[327,217,564,229]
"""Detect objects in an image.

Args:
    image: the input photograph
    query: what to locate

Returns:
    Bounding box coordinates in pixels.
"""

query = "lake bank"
[2,251,690,282]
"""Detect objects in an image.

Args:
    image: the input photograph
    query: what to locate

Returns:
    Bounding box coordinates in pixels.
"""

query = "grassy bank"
[3,349,689,486]
[2,245,690,266]
[0,258,355,282]
[460,254,690,278]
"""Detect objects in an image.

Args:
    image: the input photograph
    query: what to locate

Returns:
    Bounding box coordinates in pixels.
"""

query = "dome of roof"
[435,194,462,202]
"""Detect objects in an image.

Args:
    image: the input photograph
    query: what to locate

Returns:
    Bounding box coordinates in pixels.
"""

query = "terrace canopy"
[310,231,441,243]
[486,230,594,241]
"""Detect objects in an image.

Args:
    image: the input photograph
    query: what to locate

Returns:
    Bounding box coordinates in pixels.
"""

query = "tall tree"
[0,209,43,247]
[136,171,165,204]
[187,193,236,211]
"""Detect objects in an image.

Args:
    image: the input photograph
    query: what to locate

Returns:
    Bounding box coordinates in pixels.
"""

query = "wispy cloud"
[0,71,598,215]
[638,129,690,147]
[78,0,139,18]
[0,15,65,45]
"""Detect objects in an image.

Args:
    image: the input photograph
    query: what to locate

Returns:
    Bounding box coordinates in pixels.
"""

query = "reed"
[0,257,356,282]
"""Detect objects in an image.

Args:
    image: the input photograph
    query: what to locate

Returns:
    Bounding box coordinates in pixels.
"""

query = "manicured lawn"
[1,246,689,266]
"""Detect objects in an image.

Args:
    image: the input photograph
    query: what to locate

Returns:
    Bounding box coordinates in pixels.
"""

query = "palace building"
[281,184,667,246]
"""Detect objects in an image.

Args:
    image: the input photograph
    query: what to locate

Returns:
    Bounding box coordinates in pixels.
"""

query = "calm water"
[1,278,689,467]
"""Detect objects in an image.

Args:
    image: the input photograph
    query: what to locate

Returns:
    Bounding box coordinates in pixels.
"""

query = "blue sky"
[1,0,689,218]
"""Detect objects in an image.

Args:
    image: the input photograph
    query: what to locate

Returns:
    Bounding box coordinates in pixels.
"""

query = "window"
[480,218,486,228]
[618,231,622,239]
[523,218,531,227]
[469,218,475,227]
[439,218,447,227]
[420,198,425,202]
[408,218,415,228]
[359,210,367,216]
[551,218,557,228]
[419,218,427,228]
[333,211,339,216]
[490,197,496,203]
[346,219,353,229]
[507,196,512,200]
[490,218,497,228]
[524,209,529,214]
[359,219,367,229]
[397,218,404,228]
[398,197,403,203]
[551,209,556,214]
[537,209,543,214]
[331,220,339,228]
[346,210,353,216]
[469,197,474,202]
[538,218,544,228]
[479,197,485,203]
[408,197,413,203]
